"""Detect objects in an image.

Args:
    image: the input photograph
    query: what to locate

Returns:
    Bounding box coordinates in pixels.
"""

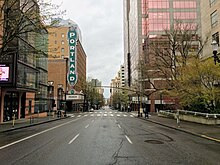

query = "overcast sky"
[50,0,124,98]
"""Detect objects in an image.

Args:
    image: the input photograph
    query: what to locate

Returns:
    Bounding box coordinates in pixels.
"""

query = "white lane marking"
[123,115,127,117]
[85,124,90,128]
[68,133,80,144]
[71,115,75,118]
[110,114,114,117]
[104,114,107,117]
[77,115,81,118]
[117,114,120,117]
[97,114,101,117]
[125,135,133,144]
[0,118,82,150]
[91,114,94,116]
[84,114,88,117]
[118,124,121,129]
[130,115,134,117]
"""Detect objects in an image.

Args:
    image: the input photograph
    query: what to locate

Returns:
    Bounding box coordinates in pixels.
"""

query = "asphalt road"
[0,108,220,165]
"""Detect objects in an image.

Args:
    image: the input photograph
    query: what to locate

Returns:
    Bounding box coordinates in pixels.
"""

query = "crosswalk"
[66,111,136,118]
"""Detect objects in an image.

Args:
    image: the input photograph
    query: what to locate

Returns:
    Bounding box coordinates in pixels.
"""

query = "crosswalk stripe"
[67,112,136,118]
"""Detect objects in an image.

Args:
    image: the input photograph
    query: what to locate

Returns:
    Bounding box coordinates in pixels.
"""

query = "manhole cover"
[144,140,164,144]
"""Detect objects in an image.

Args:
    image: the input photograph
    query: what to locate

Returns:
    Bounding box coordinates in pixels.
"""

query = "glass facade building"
[123,0,201,111]
[0,0,49,122]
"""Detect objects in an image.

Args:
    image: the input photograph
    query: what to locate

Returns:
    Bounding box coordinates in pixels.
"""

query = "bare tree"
[143,21,209,93]
[0,0,65,56]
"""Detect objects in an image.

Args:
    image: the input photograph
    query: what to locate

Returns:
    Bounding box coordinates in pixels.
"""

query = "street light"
[211,40,220,65]
[48,81,54,119]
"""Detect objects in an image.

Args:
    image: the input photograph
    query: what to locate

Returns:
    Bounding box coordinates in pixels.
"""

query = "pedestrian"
[144,107,149,119]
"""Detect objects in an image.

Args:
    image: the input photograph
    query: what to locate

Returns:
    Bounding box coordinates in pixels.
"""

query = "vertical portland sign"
[67,27,78,87]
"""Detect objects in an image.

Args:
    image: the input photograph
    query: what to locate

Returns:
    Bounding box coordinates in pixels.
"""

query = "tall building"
[47,18,87,112]
[0,0,48,123]
[123,0,201,112]
[119,65,126,88]
[91,79,104,95]
[110,65,126,98]
[200,0,220,59]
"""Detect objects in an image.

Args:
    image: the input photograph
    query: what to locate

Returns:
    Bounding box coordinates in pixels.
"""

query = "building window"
[61,48,64,52]
[211,10,218,27]
[149,0,169,9]
[55,40,57,44]
[212,32,219,45]
[174,12,197,20]
[61,33,65,38]
[210,0,216,7]
[61,40,65,45]
[173,1,196,8]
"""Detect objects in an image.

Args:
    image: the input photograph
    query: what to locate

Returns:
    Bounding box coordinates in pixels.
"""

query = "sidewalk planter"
[159,110,220,125]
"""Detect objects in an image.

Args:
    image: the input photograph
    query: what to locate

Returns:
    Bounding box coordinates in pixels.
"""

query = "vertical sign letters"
[68,27,78,87]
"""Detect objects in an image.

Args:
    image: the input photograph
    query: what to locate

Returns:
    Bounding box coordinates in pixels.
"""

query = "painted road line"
[68,133,80,144]
[85,124,90,129]
[0,117,83,150]
[104,114,107,117]
[84,114,88,117]
[91,114,94,116]
[118,124,121,129]
[117,114,120,117]
[130,115,134,117]
[110,114,114,117]
[201,135,220,143]
[123,115,127,117]
[77,115,81,118]
[97,114,101,117]
[125,135,133,144]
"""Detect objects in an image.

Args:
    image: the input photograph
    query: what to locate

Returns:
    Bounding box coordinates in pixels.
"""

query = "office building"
[123,0,201,112]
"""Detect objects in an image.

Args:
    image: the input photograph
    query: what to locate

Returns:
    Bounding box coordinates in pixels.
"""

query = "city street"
[0,108,220,165]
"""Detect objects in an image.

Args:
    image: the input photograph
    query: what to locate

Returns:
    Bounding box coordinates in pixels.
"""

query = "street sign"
[66,94,84,100]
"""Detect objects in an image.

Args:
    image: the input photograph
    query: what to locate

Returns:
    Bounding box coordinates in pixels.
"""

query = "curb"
[136,116,220,144]
[0,117,68,134]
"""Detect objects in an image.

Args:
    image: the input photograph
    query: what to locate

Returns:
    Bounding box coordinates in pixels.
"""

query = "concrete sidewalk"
[133,112,220,143]
[0,116,65,133]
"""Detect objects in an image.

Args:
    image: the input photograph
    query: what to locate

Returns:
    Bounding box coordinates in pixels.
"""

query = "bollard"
[12,113,15,127]
[176,110,180,127]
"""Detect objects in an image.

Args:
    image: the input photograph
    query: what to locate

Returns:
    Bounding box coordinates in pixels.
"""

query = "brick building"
[47,19,87,112]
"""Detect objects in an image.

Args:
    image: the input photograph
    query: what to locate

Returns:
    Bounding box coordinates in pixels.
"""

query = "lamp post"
[211,40,220,65]
[63,57,68,116]
[48,81,54,119]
